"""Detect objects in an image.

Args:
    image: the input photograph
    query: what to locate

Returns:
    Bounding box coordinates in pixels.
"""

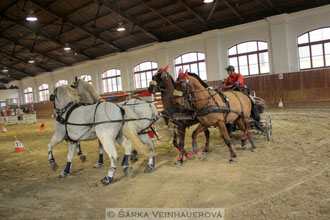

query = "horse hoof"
[79,155,86,163]
[144,166,154,173]
[51,162,58,171]
[185,153,193,160]
[229,158,237,163]
[58,171,68,178]
[101,176,113,185]
[202,149,209,153]
[93,163,103,168]
[130,150,138,163]
[251,148,257,152]
[123,167,133,177]
[175,160,183,168]
[242,146,247,150]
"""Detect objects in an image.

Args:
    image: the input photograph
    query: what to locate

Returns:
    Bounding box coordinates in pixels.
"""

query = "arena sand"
[0,107,330,220]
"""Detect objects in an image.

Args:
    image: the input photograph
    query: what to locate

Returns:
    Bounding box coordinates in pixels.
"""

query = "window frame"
[55,80,68,87]
[134,61,158,89]
[38,84,49,102]
[297,27,330,70]
[227,40,270,76]
[102,69,122,93]
[24,87,33,104]
[174,52,207,80]
[80,75,92,84]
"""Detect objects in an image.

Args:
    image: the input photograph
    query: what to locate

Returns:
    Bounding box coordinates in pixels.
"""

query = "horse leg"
[235,118,248,150]
[243,117,257,152]
[76,142,86,162]
[203,129,210,153]
[47,133,65,171]
[116,136,132,176]
[218,121,237,163]
[59,142,77,178]
[175,125,191,167]
[94,140,104,168]
[192,123,206,157]
[138,134,155,173]
[100,139,118,185]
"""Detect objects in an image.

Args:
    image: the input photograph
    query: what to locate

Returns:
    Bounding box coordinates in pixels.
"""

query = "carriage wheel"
[266,115,272,141]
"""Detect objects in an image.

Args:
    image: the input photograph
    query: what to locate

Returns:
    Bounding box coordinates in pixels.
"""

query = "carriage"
[226,90,273,141]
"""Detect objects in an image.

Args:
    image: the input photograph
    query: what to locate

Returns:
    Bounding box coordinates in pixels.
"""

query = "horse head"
[148,64,171,94]
[50,85,81,110]
[173,69,194,110]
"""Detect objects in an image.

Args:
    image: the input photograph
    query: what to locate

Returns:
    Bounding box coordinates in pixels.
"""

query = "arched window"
[298,27,330,69]
[134,61,158,89]
[228,41,269,76]
[102,69,122,93]
[80,75,92,84]
[24,87,33,103]
[38,84,49,102]
[175,52,207,80]
[56,80,68,87]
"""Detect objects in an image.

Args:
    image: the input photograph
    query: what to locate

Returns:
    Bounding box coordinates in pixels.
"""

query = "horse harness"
[53,98,160,143]
[182,87,248,123]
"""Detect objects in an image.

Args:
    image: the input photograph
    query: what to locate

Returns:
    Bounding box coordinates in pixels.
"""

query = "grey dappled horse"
[72,78,159,173]
[48,85,152,185]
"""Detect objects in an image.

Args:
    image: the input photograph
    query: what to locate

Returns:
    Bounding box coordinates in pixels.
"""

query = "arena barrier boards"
[23,113,37,125]
[5,116,19,125]
[0,116,5,124]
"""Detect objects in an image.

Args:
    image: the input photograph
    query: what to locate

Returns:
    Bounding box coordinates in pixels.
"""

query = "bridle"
[50,88,74,123]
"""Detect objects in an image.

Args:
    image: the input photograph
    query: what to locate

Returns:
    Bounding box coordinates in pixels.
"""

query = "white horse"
[48,85,153,185]
[71,78,158,172]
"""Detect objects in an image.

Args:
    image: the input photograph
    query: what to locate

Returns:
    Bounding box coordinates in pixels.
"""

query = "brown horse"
[175,72,257,163]
[148,66,210,167]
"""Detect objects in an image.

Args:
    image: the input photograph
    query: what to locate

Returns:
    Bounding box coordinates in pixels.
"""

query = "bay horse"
[148,65,210,167]
[175,72,257,163]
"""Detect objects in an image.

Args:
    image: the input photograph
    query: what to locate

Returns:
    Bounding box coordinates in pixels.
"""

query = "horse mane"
[167,72,176,87]
[77,79,101,102]
[64,86,81,102]
[188,72,209,88]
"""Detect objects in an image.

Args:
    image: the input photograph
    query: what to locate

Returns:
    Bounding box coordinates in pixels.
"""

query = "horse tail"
[121,106,148,156]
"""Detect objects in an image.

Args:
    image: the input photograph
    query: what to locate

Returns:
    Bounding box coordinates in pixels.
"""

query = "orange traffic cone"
[278,98,284,109]
[1,126,7,133]
[40,121,45,130]
[14,136,25,152]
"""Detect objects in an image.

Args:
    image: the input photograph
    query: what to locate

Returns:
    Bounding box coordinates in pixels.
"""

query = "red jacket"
[224,72,245,88]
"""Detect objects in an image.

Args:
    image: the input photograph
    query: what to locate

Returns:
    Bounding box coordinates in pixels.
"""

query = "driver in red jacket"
[223,65,262,123]
[223,65,249,96]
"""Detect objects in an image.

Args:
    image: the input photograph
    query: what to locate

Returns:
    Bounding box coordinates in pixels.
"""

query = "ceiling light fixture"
[2,67,8,73]
[203,0,214,3]
[26,9,38,21]
[28,57,35,64]
[64,43,71,51]
[116,22,125,32]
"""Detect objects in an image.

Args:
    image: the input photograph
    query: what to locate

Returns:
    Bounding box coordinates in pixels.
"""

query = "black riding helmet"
[225,65,235,72]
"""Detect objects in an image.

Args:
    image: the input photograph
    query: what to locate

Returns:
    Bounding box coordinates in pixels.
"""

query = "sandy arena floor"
[0,107,330,220]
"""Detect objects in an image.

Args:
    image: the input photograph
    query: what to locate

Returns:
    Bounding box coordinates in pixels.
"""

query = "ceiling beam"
[222,0,244,21]
[177,0,209,30]
[137,0,187,35]
[207,0,219,22]
[30,0,124,52]
[0,47,48,73]
[3,15,93,61]
[264,0,283,13]
[254,0,275,13]
[99,0,162,42]
[0,50,38,76]
[0,32,66,69]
